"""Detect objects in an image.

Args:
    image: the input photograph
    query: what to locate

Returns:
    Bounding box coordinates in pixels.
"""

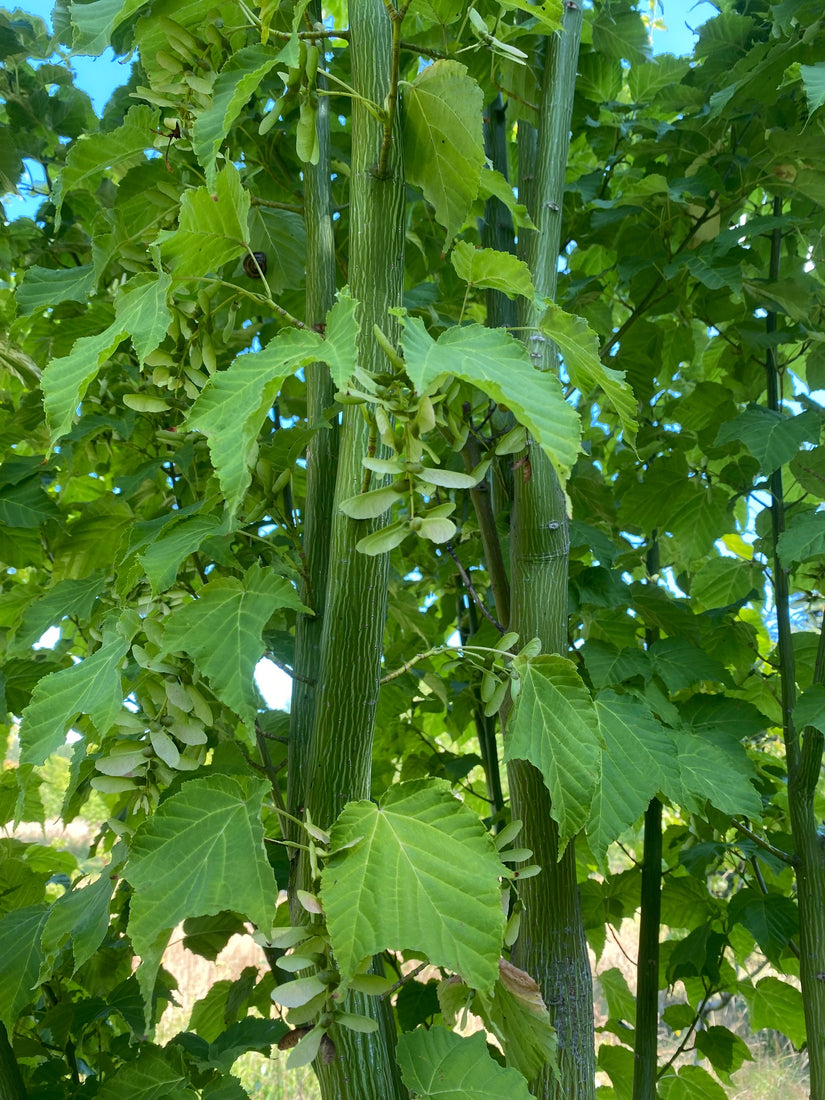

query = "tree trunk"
[300,0,407,1095]
[287,9,339,854]
[507,6,595,1098]
[765,200,825,1100]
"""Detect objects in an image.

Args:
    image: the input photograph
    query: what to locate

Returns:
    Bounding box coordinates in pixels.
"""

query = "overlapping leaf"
[187,327,325,514]
[403,61,485,242]
[540,303,637,442]
[160,564,309,723]
[0,905,49,1030]
[193,45,288,185]
[401,317,581,481]
[53,104,157,224]
[19,636,130,765]
[124,775,275,967]
[321,780,505,992]
[587,692,680,868]
[505,656,602,848]
[157,164,250,279]
[396,1027,532,1100]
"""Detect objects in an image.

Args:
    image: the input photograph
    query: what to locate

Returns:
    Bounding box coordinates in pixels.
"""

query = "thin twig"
[383,961,429,997]
[444,541,504,634]
[731,818,796,866]
[264,652,315,686]
[657,988,712,1079]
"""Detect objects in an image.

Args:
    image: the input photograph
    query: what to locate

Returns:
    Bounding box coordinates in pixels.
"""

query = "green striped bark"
[287,17,339,848]
[508,6,595,1098]
[765,202,825,1099]
[301,0,406,1095]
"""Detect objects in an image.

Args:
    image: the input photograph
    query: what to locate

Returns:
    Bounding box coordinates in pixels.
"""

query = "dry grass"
[158,929,320,1100]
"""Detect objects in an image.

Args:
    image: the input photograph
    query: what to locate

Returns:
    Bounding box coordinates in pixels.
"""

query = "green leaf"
[0,904,49,1030]
[70,0,151,53]
[401,317,581,482]
[715,406,819,474]
[19,636,130,765]
[497,0,561,30]
[648,638,728,693]
[477,169,536,230]
[505,656,602,848]
[690,557,760,610]
[247,205,307,296]
[451,241,534,300]
[322,289,361,390]
[10,573,105,655]
[16,264,96,315]
[188,326,324,514]
[321,780,505,992]
[800,61,825,115]
[790,445,825,498]
[777,512,825,565]
[41,320,126,444]
[471,961,559,1083]
[40,271,172,443]
[740,976,806,1048]
[599,967,636,1025]
[139,514,228,595]
[403,61,485,243]
[125,774,275,969]
[41,855,121,975]
[592,8,651,64]
[0,478,59,528]
[658,1065,729,1100]
[115,271,173,363]
[396,1027,532,1100]
[581,640,650,690]
[793,684,825,731]
[193,45,287,186]
[587,692,679,868]
[96,1045,187,1100]
[540,304,637,442]
[157,164,250,279]
[676,726,761,820]
[161,564,309,723]
[53,104,157,225]
[727,889,799,965]
[693,1026,753,1081]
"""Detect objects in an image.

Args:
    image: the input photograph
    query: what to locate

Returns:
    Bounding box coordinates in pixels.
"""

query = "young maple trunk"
[287,14,339,844]
[298,0,407,1096]
[765,203,825,1098]
[507,6,595,1099]
[632,797,662,1100]
[632,542,663,1099]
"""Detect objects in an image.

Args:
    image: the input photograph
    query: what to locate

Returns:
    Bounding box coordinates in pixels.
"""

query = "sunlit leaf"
[397,1027,532,1100]
[321,780,505,992]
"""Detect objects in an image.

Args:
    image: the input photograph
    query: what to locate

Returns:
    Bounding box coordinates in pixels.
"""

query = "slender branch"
[444,541,505,634]
[731,818,796,865]
[375,0,411,179]
[656,989,713,1079]
[383,961,428,997]
[399,39,448,59]
[380,647,445,684]
[264,652,316,686]
[251,197,305,213]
